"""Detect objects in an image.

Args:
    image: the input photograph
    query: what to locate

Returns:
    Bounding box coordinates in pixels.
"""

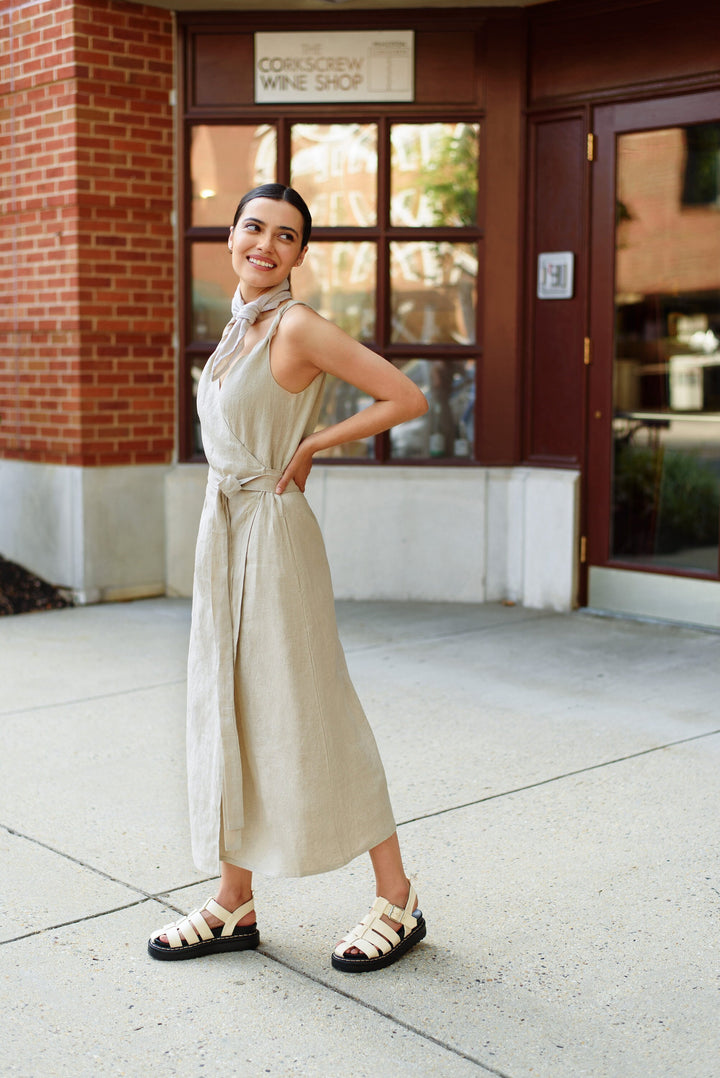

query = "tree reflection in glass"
[390,123,479,227]
[290,124,378,227]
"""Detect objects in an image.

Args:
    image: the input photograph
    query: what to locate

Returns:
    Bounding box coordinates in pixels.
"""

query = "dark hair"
[232,184,312,247]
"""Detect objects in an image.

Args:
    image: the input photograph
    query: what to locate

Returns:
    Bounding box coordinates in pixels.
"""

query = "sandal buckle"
[385,902,406,923]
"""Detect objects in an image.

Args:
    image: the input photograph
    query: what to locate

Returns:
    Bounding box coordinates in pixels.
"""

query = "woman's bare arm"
[273,306,428,493]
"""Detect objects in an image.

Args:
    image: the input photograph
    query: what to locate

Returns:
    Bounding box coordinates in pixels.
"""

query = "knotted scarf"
[210,278,293,383]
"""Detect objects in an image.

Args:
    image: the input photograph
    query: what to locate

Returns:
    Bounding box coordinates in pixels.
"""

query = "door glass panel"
[612,125,720,573]
[390,242,477,344]
[389,359,475,460]
[293,241,376,340]
[190,125,276,227]
[290,124,377,226]
[390,123,480,226]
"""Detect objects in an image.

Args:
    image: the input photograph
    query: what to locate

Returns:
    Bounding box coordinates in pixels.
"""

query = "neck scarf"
[210,278,293,382]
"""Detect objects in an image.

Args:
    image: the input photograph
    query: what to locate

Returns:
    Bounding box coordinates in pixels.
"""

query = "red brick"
[2,0,174,468]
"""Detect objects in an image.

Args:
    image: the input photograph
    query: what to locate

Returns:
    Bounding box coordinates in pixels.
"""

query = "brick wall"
[0,0,175,467]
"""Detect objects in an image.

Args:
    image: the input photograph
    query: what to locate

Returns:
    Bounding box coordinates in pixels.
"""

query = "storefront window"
[314,375,375,460]
[390,242,477,344]
[390,123,480,227]
[293,241,376,339]
[190,125,276,227]
[190,243,237,342]
[389,359,475,460]
[182,116,481,462]
[290,124,378,226]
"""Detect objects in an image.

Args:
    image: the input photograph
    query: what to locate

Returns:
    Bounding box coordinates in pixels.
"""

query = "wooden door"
[585,91,720,622]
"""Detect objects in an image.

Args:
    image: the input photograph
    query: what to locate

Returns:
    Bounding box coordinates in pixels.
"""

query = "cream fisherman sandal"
[332,883,426,972]
[148,897,259,961]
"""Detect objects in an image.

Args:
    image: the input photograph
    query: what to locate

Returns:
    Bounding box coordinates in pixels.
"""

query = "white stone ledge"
[0,460,168,603]
[0,459,580,611]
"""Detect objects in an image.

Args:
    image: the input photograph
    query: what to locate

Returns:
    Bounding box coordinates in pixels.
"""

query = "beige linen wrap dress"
[187,299,397,877]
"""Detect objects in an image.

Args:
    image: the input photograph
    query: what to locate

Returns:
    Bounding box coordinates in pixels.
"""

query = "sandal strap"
[153,896,255,948]
[204,897,255,936]
[378,883,418,933]
[334,884,419,961]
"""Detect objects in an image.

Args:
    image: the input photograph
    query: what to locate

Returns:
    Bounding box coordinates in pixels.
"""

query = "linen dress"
[186,299,397,877]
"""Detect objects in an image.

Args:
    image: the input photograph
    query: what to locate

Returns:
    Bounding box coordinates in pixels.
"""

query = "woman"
[148,184,428,971]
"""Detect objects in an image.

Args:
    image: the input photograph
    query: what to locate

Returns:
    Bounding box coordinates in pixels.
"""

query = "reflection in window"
[190,125,276,227]
[290,124,377,226]
[314,375,374,460]
[390,123,479,227]
[612,126,720,573]
[390,242,477,344]
[293,242,376,341]
[191,361,204,457]
[612,416,720,572]
[191,243,237,341]
[389,359,475,460]
[682,123,720,207]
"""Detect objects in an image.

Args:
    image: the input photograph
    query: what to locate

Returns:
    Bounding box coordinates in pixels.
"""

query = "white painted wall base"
[164,463,581,610]
[588,566,720,631]
[7,458,716,626]
[165,464,208,598]
[0,459,580,609]
[0,460,168,603]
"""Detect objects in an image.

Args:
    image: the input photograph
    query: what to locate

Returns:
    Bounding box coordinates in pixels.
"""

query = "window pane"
[190,360,205,457]
[612,126,720,573]
[390,123,479,227]
[390,242,477,344]
[190,125,276,227]
[191,243,236,342]
[291,124,377,226]
[315,375,375,460]
[293,241,376,340]
[389,359,475,460]
[612,416,720,572]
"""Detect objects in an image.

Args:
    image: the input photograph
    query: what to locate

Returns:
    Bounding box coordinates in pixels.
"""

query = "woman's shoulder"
[280,299,320,324]
[278,299,328,340]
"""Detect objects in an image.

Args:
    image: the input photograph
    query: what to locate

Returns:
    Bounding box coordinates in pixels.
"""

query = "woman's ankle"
[215,888,253,914]
[376,877,412,908]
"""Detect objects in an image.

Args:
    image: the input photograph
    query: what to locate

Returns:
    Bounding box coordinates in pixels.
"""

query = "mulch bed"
[0,555,73,616]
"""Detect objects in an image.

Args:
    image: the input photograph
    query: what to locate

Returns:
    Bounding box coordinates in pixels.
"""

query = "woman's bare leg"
[369,831,414,908]
[340,831,417,955]
[212,861,256,926]
[156,861,255,944]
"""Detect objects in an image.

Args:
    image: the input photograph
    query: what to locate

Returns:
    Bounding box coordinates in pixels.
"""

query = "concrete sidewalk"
[1,598,718,1078]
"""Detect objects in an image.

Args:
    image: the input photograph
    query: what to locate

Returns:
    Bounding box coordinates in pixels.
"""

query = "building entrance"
[586,92,720,627]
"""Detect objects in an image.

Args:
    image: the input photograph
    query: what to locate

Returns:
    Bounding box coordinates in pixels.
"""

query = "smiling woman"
[228,203,307,301]
[148,183,428,973]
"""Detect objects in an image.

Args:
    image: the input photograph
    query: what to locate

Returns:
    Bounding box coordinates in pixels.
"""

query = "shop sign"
[254,31,414,104]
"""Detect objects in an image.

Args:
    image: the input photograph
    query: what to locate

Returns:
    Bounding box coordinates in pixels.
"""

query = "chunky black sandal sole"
[331,915,426,973]
[148,926,259,961]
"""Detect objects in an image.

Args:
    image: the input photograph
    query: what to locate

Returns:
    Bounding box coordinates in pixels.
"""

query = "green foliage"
[422,125,479,227]
[613,440,720,555]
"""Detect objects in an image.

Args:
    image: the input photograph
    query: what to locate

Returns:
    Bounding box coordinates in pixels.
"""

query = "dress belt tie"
[205,467,299,842]
[207,469,299,498]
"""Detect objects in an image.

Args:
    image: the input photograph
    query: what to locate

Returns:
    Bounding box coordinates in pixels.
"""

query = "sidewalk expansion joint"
[396,726,720,828]
[344,613,553,656]
[0,822,191,945]
[2,872,511,1076]
[253,950,514,1078]
[1,898,154,946]
[0,677,187,718]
